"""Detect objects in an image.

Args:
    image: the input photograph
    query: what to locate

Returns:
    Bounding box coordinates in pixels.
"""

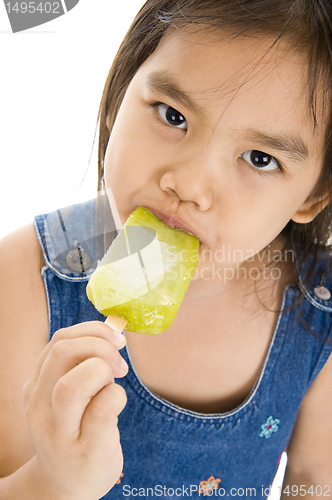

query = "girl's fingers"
[36,336,128,406]
[27,321,126,388]
[51,357,115,437]
[79,382,127,450]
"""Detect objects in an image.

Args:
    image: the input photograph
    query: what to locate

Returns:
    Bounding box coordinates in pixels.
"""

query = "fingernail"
[114,330,126,345]
[120,356,129,371]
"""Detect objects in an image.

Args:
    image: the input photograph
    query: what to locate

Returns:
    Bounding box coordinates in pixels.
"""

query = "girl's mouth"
[142,205,201,240]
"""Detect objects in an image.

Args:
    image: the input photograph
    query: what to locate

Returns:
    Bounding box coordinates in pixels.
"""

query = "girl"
[0,1,332,499]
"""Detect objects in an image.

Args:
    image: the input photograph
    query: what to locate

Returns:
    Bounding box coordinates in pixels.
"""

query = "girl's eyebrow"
[240,130,309,163]
[146,71,201,114]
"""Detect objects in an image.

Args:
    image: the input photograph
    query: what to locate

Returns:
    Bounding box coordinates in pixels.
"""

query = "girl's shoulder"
[283,243,332,483]
[0,222,45,270]
[0,223,47,315]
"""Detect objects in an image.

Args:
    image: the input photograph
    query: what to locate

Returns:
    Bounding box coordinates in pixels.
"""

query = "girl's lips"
[142,206,200,240]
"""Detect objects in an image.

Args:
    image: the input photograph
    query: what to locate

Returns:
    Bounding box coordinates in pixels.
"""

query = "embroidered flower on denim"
[199,476,221,495]
[116,472,124,484]
[260,416,280,438]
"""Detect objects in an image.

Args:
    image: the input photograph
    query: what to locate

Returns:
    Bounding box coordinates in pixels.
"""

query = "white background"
[0,1,287,495]
[0,0,146,239]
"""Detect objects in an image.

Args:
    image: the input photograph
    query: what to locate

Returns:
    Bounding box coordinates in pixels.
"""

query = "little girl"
[0,1,332,499]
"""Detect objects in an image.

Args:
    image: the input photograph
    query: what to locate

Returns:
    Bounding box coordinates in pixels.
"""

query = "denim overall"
[34,198,332,500]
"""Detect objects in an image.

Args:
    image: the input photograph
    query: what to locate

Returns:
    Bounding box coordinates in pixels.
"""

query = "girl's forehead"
[145,28,307,104]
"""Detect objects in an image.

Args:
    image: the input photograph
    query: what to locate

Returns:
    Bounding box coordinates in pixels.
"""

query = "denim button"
[314,286,331,301]
[66,246,91,272]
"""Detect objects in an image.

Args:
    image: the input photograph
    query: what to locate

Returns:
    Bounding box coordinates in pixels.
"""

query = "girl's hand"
[22,321,128,500]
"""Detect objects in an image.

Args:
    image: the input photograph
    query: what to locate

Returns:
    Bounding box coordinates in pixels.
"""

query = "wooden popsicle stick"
[105,315,128,332]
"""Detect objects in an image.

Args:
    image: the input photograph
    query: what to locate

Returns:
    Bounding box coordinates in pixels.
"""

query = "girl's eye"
[156,103,187,130]
[241,150,281,172]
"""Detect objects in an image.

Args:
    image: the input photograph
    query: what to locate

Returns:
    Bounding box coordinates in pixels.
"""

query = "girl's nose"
[159,156,214,212]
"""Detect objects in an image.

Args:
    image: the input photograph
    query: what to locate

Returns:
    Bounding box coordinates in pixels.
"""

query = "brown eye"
[157,104,187,130]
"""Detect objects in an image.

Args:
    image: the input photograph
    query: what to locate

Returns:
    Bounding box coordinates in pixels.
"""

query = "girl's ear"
[106,115,111,130]
[292,189,330,223]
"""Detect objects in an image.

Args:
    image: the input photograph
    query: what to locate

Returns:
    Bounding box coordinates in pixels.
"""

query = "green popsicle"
[86,207,200,334]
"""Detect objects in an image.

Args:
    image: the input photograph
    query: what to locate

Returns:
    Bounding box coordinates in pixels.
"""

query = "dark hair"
[97,0,332,260]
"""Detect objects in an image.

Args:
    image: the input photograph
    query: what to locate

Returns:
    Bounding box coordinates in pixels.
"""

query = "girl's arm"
[280,353,332,499]
[0,225,128,500]
[0,224,49,476]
